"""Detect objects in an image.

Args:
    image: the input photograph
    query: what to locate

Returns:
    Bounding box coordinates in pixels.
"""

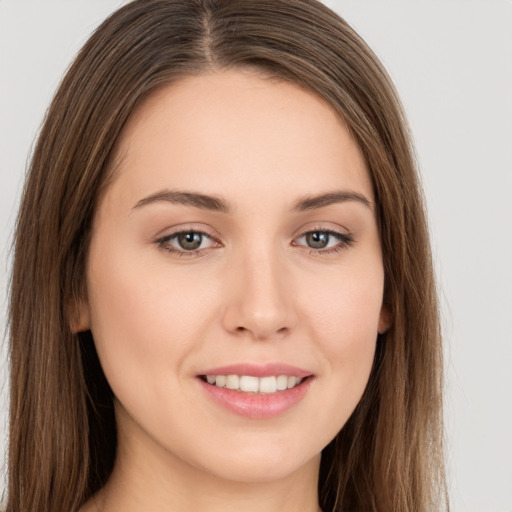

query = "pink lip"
[196,363,314,419]
[198,363,312,379]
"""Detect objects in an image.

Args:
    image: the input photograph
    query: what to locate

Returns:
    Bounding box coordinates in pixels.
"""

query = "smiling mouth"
[198,369,314,418]
[199,374,309,394]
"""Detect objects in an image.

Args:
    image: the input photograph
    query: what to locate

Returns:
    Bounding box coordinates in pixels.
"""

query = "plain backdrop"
[1,1,511,510]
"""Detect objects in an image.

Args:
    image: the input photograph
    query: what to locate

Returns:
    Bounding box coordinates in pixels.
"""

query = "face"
[79,70,389,485]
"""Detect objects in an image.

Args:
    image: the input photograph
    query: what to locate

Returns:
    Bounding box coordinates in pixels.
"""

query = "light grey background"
[1,1,511,510]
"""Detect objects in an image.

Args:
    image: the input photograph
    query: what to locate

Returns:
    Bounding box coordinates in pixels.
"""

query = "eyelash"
[293,229,355,256]
[155,230,219,257]
[155,228,355,257]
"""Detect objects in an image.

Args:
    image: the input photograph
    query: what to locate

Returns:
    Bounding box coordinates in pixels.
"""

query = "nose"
[221,249,297,341]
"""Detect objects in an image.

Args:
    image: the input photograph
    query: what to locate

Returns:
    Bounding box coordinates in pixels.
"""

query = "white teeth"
[205,374,305,393]
[276,375,288,390]
[215,375,226,387]
[225,375,239,390]
[240,375,259,392]
[259,376,277,393]
[287,376,297,388]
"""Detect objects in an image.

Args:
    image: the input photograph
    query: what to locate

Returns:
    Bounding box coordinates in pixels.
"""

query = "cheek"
[304,260,384,347]
[300,263,383,411]
[84,242,218,393]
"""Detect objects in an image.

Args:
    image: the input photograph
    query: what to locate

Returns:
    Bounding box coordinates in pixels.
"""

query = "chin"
[184,433,324,484]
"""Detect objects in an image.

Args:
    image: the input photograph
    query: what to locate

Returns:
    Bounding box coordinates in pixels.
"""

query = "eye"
[156,230,218,255]
[175,231,206,251]
[294,229,354,252]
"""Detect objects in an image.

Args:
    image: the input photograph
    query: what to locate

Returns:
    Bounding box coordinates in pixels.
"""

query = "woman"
[7,0,447,511]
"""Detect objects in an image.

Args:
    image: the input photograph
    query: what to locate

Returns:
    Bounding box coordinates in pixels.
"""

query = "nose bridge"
[222,241,296,339]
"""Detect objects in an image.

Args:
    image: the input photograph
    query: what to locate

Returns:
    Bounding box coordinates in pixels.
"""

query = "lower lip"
[198,377,312,419]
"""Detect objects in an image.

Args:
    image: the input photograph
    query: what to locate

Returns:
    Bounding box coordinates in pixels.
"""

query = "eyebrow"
[132,189,372,213]
[293,191,372,211]
[133,190,230,213]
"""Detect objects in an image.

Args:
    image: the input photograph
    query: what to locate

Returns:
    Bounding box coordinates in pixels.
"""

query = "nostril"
[233,324,289,339]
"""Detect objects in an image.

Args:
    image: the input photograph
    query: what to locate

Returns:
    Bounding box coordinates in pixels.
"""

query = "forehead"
[107,69,373,206]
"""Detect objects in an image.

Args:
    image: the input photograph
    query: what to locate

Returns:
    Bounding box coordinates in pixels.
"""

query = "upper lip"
[197,363,313,379]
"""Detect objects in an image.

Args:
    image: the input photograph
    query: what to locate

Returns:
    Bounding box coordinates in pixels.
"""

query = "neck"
[99,463,321,512]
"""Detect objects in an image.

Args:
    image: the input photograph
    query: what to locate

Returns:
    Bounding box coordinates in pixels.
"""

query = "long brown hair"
[7,1,447,510]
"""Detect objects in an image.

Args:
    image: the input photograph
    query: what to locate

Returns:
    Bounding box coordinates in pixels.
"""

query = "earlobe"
[378,306,392,335]
[69,299,91,333]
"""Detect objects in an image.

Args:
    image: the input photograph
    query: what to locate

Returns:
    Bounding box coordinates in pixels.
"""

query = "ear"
[378,305,392,334]
[69,298,91,333]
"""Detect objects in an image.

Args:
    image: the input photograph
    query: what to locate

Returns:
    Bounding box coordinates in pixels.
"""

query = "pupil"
[307,231,329,249]
[178,232,202,250]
